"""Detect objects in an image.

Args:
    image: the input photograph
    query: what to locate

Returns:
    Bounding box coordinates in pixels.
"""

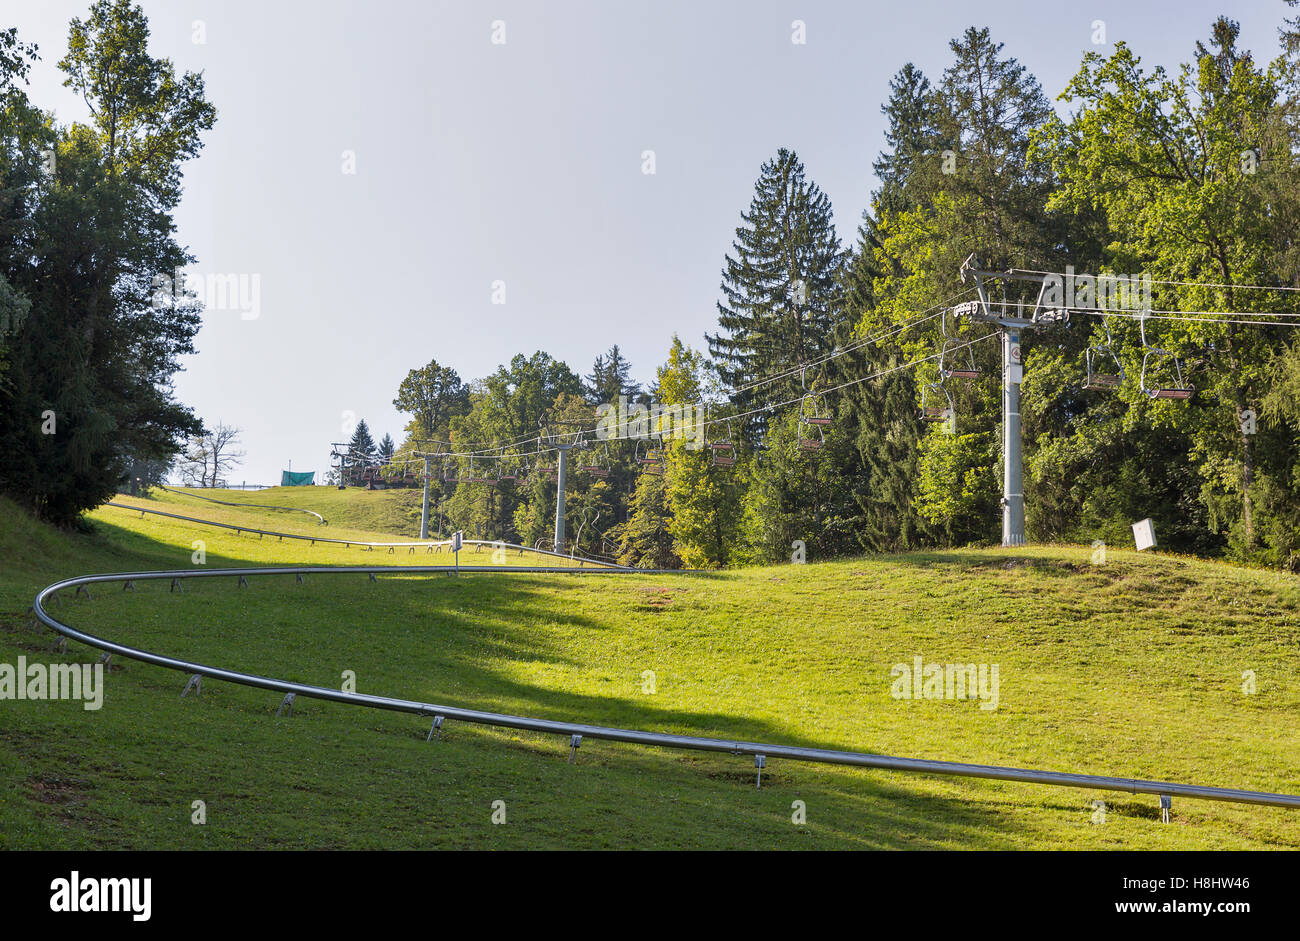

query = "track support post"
[568,734,582,763]
[276,693,295,718]
[1160,794,1172,824]
[426,715,444,742]
[755,754,766,789]
[181,674,203,699]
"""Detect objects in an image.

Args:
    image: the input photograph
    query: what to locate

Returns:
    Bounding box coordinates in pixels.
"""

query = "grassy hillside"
[147,485,428,537]
[1,492,1299,849]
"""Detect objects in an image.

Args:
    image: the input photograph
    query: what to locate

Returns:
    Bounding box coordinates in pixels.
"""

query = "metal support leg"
[276,692,295,718]
[368,573,376,582]
[295,573,303,585]
[1160,794,1172,824]
[123,580,135,592]
[51,636,67,654]
[75,585,91,599]
[568,734,582,763]
[426,715,444,741]
[237,575,248,588]
[170,578,183,593]
[755,754,766,789]
[181,674,203,699]
[97,652,111,666]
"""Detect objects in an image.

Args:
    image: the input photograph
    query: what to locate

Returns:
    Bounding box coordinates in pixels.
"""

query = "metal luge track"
[103,501,630,568]
[32,564,1300,810]
[155,486,328,525]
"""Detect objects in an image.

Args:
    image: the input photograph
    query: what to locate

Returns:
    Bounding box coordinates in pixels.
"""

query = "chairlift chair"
[1083,347,1123,390]
[798,397,829,451]
[709,420,736,466]
[463,457,494,484]
[939,340,981,381]
[578,441,610,478]
[635,438,663,467]
[1141,350,1194,399]
[799,394,832,426]
[1083,319,1124,390]
[919,382,954,423]
[1137,309,1194,400]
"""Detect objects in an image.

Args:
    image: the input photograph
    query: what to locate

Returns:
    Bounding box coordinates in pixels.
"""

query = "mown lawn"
[1,490,1298,849]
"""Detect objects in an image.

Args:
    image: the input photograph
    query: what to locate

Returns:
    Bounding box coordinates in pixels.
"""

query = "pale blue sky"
[8,0,1293,484]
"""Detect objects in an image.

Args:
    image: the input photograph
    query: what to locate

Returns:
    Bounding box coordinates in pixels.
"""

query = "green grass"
[2,489,1299,849]
[146,484,428,538]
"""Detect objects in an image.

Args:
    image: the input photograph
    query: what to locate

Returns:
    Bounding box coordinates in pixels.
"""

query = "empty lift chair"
[799,395,831,451]
[1138,309,1194,400]
[919,382,954,424]
[709,419,736,466]
[939,310,981,381]
[635,438,664,476]
[1083,318,1124,391]
[578,440,610,479]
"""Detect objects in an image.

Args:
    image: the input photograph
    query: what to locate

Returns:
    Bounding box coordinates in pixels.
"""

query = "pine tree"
[377,433,395,464]
[349,420,376,463]
[833,65,948,552]
[707,148,847,423]
[583,345,641,406]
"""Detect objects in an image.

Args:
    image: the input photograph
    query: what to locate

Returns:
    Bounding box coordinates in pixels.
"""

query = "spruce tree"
[707,148,847,423]
[349,420,376,463]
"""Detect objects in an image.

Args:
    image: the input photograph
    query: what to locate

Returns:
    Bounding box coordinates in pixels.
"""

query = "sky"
[6,0,1294,485]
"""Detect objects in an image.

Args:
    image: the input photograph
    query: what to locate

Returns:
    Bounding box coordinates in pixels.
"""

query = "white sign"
[451,531,463,552]
[1132,518,1156,551]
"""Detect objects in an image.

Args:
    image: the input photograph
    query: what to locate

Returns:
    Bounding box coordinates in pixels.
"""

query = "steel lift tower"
[956,255,1074,547]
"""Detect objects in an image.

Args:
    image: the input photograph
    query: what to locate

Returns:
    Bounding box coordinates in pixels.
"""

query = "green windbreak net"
[280,470,315,486]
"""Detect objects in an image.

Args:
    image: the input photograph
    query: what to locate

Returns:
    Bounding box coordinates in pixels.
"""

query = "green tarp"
[280,470,315,486]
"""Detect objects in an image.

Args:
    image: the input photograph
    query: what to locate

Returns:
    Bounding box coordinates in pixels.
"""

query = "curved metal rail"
[157,486,328,524]
[31,564,1300,810]
[103,501,631,569]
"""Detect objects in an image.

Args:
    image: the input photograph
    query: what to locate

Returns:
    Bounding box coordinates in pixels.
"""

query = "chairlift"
[463,457,497,484]
[798,396,830,451]
[938,309,981,380]
[578,441,610,478]
[939,340,981,381]
[1138,309,1194,400]
[1083,318,1124,390]
[635,438,663,468]
[709,419,736,467]
[442,462,459,483]
[919,382,954,423]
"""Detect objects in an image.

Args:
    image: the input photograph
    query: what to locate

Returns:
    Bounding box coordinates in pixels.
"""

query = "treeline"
[387,16,1300,570]
[0,3,213,526]
[6,6,1300,572]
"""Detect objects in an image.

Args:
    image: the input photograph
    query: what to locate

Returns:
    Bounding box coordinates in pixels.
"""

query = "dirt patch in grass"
[26,773,94,806]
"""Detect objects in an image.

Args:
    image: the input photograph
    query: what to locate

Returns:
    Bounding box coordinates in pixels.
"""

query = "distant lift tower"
[955,254,1074,548]
[539,419,581,554]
